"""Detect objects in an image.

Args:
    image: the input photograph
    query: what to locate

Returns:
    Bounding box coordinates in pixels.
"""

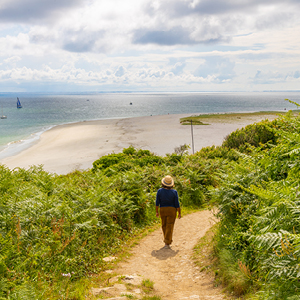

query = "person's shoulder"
[172,189,178,195]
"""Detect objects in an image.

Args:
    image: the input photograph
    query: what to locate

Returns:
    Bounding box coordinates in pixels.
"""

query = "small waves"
[0,126,54,160]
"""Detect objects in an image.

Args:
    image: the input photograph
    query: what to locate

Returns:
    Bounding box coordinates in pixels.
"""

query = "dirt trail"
[114,210,225,300]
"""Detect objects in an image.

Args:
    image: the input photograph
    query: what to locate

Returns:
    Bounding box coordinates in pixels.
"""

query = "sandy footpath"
[0,113,277,174]
[114,210,224,300]
[91,210,225,299]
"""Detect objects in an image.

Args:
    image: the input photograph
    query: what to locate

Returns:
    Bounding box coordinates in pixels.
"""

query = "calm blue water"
[0,92,299,158]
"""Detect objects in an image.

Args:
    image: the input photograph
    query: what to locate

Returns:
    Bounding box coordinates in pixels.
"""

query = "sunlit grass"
[180,110,293,125]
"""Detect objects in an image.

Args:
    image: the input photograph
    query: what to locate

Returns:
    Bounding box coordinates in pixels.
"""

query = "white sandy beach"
[0,113,278,174]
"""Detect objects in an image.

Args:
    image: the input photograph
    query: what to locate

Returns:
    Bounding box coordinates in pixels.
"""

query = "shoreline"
[0,126,54,160]
[0,112,280,175]
[0,117,126,161]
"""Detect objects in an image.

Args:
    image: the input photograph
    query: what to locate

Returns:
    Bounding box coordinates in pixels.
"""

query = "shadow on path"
[151,247,179,260]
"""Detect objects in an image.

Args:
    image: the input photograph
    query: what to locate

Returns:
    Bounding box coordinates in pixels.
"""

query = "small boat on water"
[17,97,22,108]
[1,104,7,119]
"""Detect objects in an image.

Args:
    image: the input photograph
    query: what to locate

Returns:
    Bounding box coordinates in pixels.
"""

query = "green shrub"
[165,153,183,165]
[195,145,239,160]
[92,147,164,172]
[136,149,151,157]
[123,145,136,155]
[223,121,277,150]
[92,152,125,170]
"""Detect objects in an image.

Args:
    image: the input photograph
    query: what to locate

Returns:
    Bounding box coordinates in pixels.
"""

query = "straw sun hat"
[161,175,174,187]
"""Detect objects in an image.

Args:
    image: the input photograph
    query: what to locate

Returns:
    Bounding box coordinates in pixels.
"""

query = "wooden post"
[191,120,194,154]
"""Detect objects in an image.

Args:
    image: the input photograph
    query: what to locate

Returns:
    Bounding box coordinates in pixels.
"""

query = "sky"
[0,0,300,93]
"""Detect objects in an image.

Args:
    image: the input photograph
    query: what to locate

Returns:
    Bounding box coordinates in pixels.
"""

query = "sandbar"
[0,113,279,174]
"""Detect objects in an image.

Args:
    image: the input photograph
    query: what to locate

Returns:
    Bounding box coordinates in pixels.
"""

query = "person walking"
[156,175,181,249]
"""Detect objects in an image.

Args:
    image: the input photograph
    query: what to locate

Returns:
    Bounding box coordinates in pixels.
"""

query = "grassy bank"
[180,111,293,125]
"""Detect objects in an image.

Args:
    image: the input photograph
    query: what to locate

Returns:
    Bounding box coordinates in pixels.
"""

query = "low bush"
[223,121,277,151]
[195,145,239,161]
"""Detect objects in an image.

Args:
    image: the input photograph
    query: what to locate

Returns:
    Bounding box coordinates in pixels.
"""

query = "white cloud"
[4,56,21,64]
[0,0,299,91]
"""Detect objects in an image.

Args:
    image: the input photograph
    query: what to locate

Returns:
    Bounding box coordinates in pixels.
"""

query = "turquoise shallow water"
[0,91,299,158]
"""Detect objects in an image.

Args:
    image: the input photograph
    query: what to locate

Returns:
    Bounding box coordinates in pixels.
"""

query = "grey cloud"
[63,40,96,53]
[194,56,235,81]
[0,0,86,23]
[138,0,300,48]
[61,30,105,53]
[146,0,300,18]
[133,27,196,46]
[133,26,226,46]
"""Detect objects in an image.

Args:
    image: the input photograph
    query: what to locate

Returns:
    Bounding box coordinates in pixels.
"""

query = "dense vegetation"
[2,107,300,299]
[0,147,218,299]
[214,110,300,299]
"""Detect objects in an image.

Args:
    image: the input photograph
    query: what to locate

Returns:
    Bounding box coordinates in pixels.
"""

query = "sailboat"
[1,104,7,119]
[17,97,22,108]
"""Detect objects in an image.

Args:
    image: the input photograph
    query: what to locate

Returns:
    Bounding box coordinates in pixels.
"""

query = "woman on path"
[156,175,181,249]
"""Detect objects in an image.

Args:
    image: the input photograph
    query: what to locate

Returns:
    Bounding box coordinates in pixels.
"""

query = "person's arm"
[177,207,181,219]
[174,190,181,219]
[156,206,159,217]
[156,189,160,217]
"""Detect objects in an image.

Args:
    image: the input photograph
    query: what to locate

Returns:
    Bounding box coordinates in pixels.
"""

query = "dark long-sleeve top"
[155,188,180,208]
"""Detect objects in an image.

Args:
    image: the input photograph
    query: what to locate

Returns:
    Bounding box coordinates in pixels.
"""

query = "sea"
[0,91,299,159]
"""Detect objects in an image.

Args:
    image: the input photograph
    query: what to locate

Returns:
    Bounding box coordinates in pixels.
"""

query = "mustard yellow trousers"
[160,207,177,245]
